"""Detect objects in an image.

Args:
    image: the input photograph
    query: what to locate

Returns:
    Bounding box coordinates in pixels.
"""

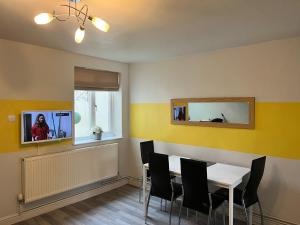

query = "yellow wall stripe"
[130,102,300,160]
[0,99,73,153]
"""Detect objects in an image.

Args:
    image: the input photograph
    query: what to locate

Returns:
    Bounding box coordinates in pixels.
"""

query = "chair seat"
[215,188,242,205]
[215,188,257,208]
[151,182,182,201]
[172,182,183,199]
[183,192,224,214]
[146,170,176,179]
[211,193,225,209]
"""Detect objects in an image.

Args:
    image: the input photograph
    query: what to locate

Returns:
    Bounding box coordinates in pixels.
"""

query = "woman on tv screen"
[31,114,49,141]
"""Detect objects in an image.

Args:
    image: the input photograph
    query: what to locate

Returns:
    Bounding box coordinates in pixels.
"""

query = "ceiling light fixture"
[75,27,85,43]
[34,0,110,44]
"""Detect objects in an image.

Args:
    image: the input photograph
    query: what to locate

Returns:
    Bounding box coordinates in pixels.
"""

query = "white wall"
[128,37,300,224]
[0,39,129,220]
[129,37,300,103]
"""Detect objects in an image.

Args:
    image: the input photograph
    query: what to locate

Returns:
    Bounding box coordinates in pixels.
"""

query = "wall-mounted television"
[21,111,72,144]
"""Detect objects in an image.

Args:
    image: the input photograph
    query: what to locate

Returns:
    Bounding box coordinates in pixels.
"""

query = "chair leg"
[222,202,226,225]
[178,200,183,225]
[213,210,217,225]
[207,207,212,225]
[141,177,150,204]
[257,199,264,225]
[165,199,168,211]
[169,195,174,225]
[242,200,249,225]
[145,192,151,223]
[139,184,142,203]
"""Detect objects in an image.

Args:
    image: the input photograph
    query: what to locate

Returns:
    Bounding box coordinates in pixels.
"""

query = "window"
[74,67,121,144]
[74,90,114,141]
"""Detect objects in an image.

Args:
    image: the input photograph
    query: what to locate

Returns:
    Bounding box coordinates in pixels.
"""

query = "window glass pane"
[74,90,112,140]
[95,92,110,132]
[74,90,93,138]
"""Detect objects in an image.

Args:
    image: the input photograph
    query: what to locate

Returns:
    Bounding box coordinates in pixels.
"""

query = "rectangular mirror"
[171,97,255,129]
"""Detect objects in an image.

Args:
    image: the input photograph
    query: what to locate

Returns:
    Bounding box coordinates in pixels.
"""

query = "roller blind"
[74,66,120,91]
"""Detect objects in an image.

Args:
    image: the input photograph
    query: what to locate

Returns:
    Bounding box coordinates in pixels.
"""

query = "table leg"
[143,165,147,216]
[248,205,253,225]
[229,186,234,225]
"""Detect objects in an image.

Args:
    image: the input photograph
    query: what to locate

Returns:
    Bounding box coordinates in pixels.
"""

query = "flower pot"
[94,132,102,140]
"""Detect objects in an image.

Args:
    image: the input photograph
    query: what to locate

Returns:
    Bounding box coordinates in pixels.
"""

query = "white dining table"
[143,155,251,225]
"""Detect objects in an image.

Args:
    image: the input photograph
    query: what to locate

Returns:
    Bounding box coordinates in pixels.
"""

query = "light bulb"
[89,16,110,32]
[75,27,85,44]
[34,13,54,25]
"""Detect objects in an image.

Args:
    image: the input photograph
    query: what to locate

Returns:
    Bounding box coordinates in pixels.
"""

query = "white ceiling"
[1,0,300,63]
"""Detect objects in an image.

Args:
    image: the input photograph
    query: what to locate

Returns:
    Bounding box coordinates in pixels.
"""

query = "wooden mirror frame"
[171,97,255,129]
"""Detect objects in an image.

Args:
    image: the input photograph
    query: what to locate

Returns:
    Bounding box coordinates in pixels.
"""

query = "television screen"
[21,111,72,144]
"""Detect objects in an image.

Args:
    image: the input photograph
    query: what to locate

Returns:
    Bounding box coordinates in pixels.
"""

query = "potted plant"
[92,126,103,140]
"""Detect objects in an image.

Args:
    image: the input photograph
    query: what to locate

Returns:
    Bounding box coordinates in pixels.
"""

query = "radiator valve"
[17,193,24,202]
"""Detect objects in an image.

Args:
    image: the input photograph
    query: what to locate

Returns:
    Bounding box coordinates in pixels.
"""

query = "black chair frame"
[178,158,225,225]
[139,140,154,203]
[145,153,182,225]
[216,156,266,225]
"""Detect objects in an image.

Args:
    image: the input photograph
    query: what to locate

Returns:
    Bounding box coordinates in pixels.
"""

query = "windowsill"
[74,134,123,146]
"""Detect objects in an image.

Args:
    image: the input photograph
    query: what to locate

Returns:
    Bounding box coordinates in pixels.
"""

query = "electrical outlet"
[8,115,16,122]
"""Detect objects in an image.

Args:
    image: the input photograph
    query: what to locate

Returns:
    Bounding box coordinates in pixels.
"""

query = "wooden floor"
[15,185,245,225]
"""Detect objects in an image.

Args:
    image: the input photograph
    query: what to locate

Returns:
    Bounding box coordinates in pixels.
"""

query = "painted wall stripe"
[130,102,300,160]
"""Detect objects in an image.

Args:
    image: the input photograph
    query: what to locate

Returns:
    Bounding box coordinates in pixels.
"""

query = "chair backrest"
[149,152,172,200]
[243,156,266,205]
[180,158,210,210]
[140,140,154,164]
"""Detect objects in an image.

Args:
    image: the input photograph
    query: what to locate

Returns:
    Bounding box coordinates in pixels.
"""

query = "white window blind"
[74,66,120,91]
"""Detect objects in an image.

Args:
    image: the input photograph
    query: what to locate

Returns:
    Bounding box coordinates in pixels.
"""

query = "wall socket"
[8,115,16,122]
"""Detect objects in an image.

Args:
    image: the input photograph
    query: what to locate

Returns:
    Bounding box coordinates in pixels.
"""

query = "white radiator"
[22,143,118,203]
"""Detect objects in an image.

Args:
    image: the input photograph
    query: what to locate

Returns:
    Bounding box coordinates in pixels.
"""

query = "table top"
[145,155,250,188]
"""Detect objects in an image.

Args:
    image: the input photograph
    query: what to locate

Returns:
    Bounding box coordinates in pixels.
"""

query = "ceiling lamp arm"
[58,4,89,26]
[34,0,110,44]
[69,0,71,17]
[76,4,89,25]
[54,10,70,22]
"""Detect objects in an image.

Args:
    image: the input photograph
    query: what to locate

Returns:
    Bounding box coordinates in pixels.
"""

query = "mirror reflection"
[171,97,255,129]
[188,102,249,124]
[173,106,187,121]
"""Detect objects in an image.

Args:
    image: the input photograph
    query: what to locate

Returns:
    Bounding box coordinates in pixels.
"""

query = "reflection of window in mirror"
[188,102,249,124]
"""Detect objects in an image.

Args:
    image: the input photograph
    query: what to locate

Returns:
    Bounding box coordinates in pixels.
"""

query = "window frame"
[74,90,115,144]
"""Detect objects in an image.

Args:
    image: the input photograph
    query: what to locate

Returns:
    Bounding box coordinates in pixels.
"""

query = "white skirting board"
[235,209,298,225]
[0,178,128,225]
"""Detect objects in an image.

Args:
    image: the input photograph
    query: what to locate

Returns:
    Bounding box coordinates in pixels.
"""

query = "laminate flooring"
[15,185,245,225]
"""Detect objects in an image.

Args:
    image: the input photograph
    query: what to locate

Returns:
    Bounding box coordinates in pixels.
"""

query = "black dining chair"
[179,158,225,225]
[215,156,266,225]
[145,152,183,225]
[140,140,155,166]
[139,140,176,205]
[139,140,154,203]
